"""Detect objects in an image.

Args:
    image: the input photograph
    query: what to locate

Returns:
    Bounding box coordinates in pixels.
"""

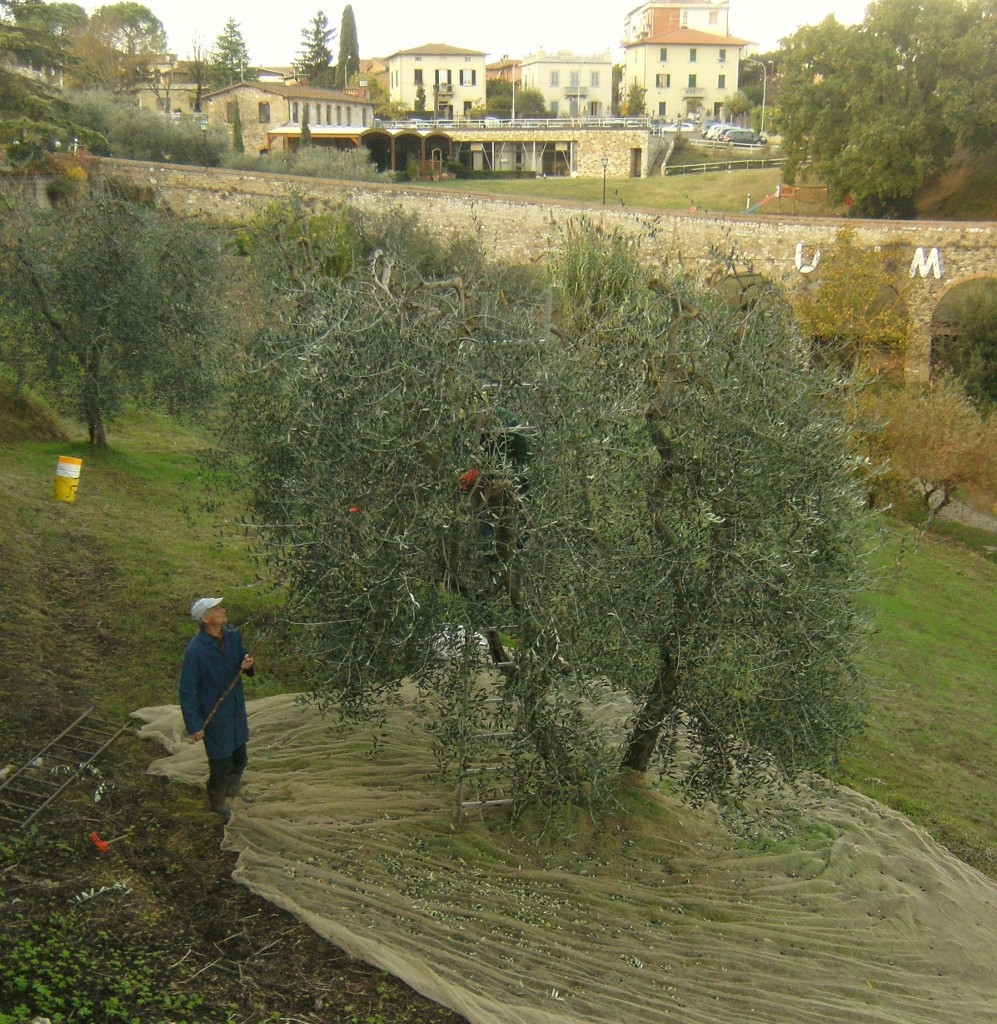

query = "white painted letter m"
[909,247,942,279]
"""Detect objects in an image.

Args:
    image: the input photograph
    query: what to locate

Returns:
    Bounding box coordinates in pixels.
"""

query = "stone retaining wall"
[100,159,997,379]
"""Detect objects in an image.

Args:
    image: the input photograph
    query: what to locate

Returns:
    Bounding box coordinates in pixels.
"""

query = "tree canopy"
[335,4,358,90]
[296,9,336,87]
[209,17,253,88]
[779,0,997,217]
[0,184,227,445]
[0,0,104,161]
[217,204,872,810]
[70,2,166,92]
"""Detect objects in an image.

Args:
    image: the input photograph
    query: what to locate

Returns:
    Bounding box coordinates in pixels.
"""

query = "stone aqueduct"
[105,160,997,381]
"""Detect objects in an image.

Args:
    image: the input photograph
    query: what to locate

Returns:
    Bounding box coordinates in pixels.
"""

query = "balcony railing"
[683,87,706,97]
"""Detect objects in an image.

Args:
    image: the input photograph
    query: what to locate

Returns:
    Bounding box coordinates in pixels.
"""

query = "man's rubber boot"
[224,773,253,803]
[207,782,231,821]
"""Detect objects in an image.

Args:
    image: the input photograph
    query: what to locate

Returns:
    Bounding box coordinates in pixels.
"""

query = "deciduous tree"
[70,2,166,92]
[779,0,997,217]
[858,374,997,515]
[791,228,909,373]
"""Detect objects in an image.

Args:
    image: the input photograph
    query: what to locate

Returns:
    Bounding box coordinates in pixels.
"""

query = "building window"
[659,47,667,61]
[590,71,600,87]
[550,70,559,86]
[688,74,697,88]
[719,48,727,62]
[689,48,697,63]
[225,101,237,124]
[470,69,476,85]
[291,101,299,122]
[414,68,423,85]
[655,73,670,88]
[362,108,368,126]
[325,104,331,122]
[718,74,726,89]
[550,99,559,115]
[258,102,270,123]
[346,107,351,126]
[658,101,667,115]
[336,104,342,123]
[709,11,718,23]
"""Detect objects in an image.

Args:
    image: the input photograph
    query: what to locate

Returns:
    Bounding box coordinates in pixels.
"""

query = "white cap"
[190,597,223,622]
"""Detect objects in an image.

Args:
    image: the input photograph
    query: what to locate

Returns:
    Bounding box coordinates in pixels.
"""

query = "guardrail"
[665,156,787,176]
[374,116,659,131]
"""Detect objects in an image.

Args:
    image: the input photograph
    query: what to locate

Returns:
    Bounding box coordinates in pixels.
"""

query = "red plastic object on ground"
[88,831,109,853]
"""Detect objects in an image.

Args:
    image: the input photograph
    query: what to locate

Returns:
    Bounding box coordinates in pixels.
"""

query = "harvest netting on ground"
[137,693,997,1024]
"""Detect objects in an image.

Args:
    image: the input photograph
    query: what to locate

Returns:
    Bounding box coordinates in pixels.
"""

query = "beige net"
[135,693,997,1024]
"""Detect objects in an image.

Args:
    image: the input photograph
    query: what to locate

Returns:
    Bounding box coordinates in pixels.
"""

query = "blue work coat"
[179,628,251,760]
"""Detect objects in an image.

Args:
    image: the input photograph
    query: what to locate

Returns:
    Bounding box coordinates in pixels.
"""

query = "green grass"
[1,401,994,878]
[420,168,789,215]
[838,527,997,873]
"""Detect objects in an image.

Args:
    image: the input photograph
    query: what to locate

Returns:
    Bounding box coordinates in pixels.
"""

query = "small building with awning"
[202,82,377,154]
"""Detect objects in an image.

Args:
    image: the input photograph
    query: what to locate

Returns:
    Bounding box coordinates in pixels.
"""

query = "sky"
[124,0,872,66]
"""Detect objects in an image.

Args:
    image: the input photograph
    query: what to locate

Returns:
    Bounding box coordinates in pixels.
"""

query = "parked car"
[705,122,734,140]
[720,128,767,146]
[660,120,697,133]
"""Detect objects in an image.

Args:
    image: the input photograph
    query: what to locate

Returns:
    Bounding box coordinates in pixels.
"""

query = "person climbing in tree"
[446,405,533,653]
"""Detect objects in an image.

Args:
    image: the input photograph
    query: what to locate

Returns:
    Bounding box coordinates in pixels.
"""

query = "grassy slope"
[416,142,997,221]
[0,390,465,1024]
[2,392,993,880]
[839,528,996,873]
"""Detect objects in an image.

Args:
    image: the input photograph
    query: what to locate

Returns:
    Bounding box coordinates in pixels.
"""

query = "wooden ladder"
[454,626,519,824]
[0,707,129,828]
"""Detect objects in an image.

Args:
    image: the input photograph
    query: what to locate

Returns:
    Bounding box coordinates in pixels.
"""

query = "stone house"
[202,82,377,154]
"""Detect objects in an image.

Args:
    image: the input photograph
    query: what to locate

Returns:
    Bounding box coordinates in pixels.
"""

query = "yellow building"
[387,43,487,120]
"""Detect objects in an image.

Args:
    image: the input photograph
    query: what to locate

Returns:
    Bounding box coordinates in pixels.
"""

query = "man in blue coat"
[180,597,254,820]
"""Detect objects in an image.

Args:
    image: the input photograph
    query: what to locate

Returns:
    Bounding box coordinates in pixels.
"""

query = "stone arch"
[928,273,997,398]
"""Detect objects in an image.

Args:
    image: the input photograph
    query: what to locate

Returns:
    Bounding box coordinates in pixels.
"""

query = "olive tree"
[0,184,227,444]
[540,224,871,797]
[221,205,871,808]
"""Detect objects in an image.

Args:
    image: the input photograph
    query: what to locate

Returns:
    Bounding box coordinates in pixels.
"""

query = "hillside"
[917,146,997,221]
[1,402,994,1023]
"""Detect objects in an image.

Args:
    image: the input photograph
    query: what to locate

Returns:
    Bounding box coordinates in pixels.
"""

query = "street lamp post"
[743,57,768,136]
[601,155,608,204]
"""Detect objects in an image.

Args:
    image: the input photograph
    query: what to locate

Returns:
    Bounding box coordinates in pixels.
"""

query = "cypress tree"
[336,5,360,90]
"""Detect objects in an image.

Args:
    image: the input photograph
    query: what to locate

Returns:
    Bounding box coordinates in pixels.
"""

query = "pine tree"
[210,18,252,87]
[296,10,336,87]
[335,5,359,90]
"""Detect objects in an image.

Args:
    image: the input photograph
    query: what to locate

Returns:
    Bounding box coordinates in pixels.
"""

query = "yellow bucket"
[54,455,83,502]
